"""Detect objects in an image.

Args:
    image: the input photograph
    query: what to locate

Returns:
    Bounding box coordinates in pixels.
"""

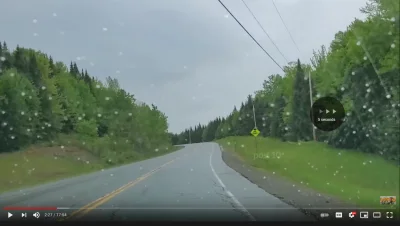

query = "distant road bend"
[0,143,312,221]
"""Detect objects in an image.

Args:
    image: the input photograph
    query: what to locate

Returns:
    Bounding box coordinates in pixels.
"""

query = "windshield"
[0,0,398,222]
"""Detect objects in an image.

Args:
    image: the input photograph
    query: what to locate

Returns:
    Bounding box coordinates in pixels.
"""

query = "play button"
[8,212,13,218]
[310,97,345,131]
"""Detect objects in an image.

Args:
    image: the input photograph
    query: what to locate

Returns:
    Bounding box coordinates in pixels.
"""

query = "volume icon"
[33,212,40,218]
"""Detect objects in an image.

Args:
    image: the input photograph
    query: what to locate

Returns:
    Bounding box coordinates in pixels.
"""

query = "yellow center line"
[60,159,175,221]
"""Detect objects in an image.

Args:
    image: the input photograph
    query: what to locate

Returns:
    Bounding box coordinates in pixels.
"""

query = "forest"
[0,43,173,164]
[172,0,399,162]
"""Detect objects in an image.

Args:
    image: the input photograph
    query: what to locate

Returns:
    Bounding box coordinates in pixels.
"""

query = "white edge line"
[209,143,256,221]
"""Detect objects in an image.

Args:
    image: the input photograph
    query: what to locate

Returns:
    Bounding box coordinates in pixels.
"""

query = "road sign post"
[251,103,260,153]
[250,128,260,153]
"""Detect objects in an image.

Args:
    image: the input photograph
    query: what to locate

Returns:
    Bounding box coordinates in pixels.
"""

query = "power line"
[241,0,289,64]
[217,0,284,72]
[271,0,301,55]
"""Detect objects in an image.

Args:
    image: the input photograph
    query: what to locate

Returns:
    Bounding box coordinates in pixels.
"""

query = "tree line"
[172,0,399,161]
[0,42,172,164]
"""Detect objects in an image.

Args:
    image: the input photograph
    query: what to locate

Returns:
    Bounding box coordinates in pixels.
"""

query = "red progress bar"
[3,206,58,211]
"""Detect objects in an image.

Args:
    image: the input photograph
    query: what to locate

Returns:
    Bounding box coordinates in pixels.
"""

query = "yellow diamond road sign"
[250,128,260,137]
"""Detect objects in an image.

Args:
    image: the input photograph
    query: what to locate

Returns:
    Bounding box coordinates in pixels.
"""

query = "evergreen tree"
[290,59,312,141]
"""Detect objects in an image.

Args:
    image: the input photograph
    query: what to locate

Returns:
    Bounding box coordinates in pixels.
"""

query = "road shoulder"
[220,146,357,219]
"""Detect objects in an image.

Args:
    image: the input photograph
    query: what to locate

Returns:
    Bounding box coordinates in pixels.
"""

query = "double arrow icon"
[319,109,336,114]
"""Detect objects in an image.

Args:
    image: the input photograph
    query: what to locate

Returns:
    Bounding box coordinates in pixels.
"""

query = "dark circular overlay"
[310,97,345,132]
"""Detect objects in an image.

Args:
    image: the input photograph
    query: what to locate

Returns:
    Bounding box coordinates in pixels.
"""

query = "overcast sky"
[0,0,368,133]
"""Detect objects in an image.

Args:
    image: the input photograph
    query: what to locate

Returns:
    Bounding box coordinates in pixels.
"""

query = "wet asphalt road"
[0,143,312,222]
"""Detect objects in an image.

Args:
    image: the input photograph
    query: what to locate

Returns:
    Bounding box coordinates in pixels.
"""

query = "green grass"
[0,135,182,194]
[217,136,399,209]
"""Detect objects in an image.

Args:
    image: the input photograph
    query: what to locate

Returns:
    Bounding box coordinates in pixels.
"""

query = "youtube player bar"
[1,207,398,222]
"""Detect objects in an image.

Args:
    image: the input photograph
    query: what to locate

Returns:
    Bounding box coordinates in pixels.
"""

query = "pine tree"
[290,59,312,141]
[49,56,55,78]
[28,53,41,88]
[73,63,79,75]
[69,62,74,74]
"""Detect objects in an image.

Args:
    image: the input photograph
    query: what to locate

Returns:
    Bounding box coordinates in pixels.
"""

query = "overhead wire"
[217,0,285,72]
[271,0,302,55]
[241,0,289,64]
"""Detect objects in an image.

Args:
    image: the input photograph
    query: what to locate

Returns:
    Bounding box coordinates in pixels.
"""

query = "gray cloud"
[0,0,368,132]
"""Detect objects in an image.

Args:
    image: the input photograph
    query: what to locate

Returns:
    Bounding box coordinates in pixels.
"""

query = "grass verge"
[217,136,399,209]
[0,134,182,194]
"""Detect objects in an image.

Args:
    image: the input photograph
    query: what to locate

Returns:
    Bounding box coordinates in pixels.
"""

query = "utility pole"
[308,70,317,141]
[252,103,257,129]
